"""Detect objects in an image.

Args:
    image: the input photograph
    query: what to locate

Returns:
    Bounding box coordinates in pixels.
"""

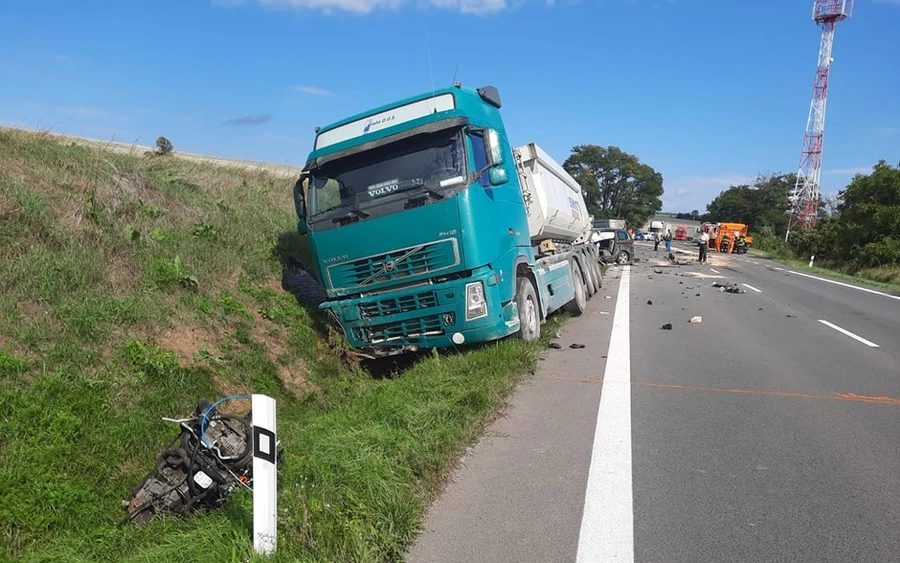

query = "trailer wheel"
[514,276,541,341]
[592,256,603,289]
[564,260,587,316]
[582,253,597,297]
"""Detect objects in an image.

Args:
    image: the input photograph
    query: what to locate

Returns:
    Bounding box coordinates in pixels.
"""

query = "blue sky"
[1,0,898,212]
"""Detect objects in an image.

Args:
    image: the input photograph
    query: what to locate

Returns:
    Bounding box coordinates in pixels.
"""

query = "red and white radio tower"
[786,0,853,239]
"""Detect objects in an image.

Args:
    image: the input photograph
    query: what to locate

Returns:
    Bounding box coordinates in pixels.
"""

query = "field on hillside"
[0,128,555,562]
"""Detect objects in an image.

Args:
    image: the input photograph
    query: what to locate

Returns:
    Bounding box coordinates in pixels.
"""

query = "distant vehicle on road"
[674,225,688,241]
[634,232,650,241]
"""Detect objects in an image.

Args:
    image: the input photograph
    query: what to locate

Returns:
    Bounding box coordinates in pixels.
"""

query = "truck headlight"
[466,281,488,320]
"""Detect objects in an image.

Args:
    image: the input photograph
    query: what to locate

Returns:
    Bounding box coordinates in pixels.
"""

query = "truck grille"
[327,239,459,291]
[359,291,439,319]
[353,314,444,344]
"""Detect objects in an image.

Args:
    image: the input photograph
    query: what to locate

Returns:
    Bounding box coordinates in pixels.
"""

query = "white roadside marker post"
[252,394,277,555]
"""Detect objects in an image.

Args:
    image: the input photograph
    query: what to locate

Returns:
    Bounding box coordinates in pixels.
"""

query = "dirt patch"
[157,324,220,366]
[279,362,312,397]
[17,299,44,319]
[251,317,287,359]
[106,250,140,294]
[249,317,314,398]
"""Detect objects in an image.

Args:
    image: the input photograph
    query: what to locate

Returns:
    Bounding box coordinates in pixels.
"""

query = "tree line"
[693,161,900,280]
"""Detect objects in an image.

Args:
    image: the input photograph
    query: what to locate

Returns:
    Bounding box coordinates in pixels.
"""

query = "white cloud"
[823,166,871,175]
[228,0,549,14]
[664,173,756,212]
[292,85,335,96]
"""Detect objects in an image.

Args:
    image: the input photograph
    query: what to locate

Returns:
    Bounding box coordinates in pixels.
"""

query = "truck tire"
[582,253,597,297]
[514,276,541,341]
[592,257,603,289]
[564,260,587,316]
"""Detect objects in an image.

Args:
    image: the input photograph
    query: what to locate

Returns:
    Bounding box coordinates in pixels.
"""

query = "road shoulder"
[406,269,621,563]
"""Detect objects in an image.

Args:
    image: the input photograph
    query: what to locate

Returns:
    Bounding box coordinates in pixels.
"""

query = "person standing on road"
[664,230,673,253]
[698,228,709,263]
[653,232,661,252]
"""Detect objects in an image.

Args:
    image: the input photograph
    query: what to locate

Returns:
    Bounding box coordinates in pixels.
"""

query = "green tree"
[704,173,794,235]
[155,136,174,156]
[834,160,900,269]
[563,145,663,229]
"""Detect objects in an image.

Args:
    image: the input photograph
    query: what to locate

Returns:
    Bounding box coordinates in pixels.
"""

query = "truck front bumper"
[321,268,520,355]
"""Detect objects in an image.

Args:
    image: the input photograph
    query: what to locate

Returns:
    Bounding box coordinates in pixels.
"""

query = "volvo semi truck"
[292,84,602,357]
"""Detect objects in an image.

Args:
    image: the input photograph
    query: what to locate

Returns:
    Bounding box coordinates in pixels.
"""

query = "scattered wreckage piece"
[122,398,274,526]
[712,281,746,294]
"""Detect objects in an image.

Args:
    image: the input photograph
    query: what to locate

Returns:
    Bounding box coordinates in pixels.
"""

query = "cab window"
[468,132,490,187]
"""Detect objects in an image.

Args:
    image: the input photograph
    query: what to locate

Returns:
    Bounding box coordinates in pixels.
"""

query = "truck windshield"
[308,128,468,220]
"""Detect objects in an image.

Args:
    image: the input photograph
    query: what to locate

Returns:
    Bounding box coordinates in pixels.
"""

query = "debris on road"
[712,281,746,294]
[661,323,673,330]
[695,293,701,297]
[647,300,653,305]
[549,342,562,349]
[653,268,664,274]
[600,311,610,315]
[569,343,586,349]
[689,316,702,323]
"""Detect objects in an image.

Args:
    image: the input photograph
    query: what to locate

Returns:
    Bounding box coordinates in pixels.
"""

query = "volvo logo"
[384,260,396,273]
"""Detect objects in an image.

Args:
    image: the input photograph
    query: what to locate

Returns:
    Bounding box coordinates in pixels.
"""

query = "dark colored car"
[593,228,634,265]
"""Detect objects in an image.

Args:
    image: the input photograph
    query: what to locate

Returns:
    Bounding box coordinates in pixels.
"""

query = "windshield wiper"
[331,205,369,224]
[406,180,445,201]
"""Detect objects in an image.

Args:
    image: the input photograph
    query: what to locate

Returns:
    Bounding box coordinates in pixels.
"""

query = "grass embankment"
[0,129,558,562]
[748,248,900,293]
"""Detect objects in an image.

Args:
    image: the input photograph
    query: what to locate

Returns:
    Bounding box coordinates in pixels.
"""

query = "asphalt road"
[407,242,900,563]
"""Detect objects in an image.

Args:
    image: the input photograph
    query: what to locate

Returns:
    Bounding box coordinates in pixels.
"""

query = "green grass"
[0,128,560,562]
[748,248,900,293]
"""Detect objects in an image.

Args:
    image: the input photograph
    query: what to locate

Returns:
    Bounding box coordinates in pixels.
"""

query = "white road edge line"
[576,266,634,563]
[773,266,786,271]
[709,268,721,274]
[788,270,900,301]
[742,283,762,293]
[818,319,880,348]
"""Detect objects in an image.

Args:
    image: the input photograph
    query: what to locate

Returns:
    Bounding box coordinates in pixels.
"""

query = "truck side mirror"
[489,168,508,186]
[485,129,504,167]
[293,173,309,235]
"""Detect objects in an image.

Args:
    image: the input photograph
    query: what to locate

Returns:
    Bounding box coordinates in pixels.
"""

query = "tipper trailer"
[292,84,601,357]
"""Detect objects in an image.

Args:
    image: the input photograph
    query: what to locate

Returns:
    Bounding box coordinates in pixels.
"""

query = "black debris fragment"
[661,323,673,330]
[654,268,664,274]
[695,293,701,297]
[569,343,586,349]
[549,342,562,349]
[647,300,653,305]
[712,281,745,294]
[679,281,684,285]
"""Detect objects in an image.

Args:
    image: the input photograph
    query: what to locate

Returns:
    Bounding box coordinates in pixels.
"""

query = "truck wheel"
[564,260,587,316]
[582,255,597,297]
[592,256,603,288]
[515,276,541,341]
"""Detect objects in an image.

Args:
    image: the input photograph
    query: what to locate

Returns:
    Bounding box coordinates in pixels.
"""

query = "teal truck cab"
[293,84,602,357]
